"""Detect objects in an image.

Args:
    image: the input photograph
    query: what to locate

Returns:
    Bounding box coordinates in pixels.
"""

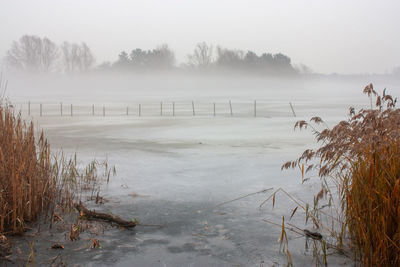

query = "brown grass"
[0,103,55,234]
[282,84,400,266]
[0,77,114,236]
[347,143,400,265]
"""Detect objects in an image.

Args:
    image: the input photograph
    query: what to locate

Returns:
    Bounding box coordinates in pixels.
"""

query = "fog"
[1,1,400,74]
[5,72,397,266]
[2,1,400,266]
[6,71,400,104]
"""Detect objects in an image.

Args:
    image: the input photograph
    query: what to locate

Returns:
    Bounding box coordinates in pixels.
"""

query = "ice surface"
[8,75,400,266]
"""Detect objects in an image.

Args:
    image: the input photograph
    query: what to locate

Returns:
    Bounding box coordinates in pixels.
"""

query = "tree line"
[5,35,95,73]
[4,35,297,75]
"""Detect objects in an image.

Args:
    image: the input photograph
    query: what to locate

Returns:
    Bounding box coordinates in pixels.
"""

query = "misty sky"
[1,0,399,74]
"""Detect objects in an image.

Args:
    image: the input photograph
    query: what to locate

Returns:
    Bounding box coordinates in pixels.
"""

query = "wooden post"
[229,100,233,116]
[40,103,42,117]
[60,102,63,116]
[103,106,105,117]
[138,104,141,117]
[28,101,31,116]
[192,101,195,116]
[71,104,73,117]
[92,104,95,116]
[289,102,296,117]
[126,106,129,116]
[160,102,163,116]
[172,102,175,117]
[254,100,257,117]
[213,102,216,116]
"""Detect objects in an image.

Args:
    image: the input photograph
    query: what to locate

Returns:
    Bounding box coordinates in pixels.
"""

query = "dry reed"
[282,84,400,266]
[0,79,114,236]
[0,102,55,234]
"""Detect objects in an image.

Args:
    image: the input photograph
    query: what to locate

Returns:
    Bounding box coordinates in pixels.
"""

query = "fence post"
[289,102,296,117]
[229,100,233,116]
[103,106,105,117]
[71,104,73,117]
[213,102,216,116]
[160,102,163,116]
[138,104,141,117]
[126,106,129,116]
[40,103,42,117]
[172,102,175,117]
[60,102,63,116]
[192,101,195,116]
[92,104,95,116]
[254,100,257,117]
[28,101,31,116]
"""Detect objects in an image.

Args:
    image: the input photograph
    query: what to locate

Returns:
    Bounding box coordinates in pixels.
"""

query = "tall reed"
[347,142,400,265]
[0,76,114,236]
[282,84,400,265]
[0,103,55,234]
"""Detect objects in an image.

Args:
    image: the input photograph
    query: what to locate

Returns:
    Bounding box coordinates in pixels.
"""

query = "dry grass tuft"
[0,76,114,237]
[282,83,400,266]
[347,143,400,266]
[0,102,55,234]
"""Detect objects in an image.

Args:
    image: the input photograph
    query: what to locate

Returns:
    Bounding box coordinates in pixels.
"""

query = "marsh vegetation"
[279,84,400,266]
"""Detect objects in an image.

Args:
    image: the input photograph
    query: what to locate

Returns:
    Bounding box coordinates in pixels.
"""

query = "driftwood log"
[74,203,136,228]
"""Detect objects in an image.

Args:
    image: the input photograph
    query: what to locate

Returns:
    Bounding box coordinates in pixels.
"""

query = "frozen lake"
[7,74,400,266]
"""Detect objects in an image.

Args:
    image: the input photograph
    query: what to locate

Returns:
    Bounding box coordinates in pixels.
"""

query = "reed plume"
[283,84,400,266]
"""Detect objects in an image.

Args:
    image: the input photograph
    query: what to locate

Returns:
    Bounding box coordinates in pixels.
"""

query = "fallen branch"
[74,203,136,228]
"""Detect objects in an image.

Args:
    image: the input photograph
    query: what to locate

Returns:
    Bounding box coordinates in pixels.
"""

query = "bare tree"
[61,42,72,72]
[61,42,95,73]
[41,38,60,71]
[215,46,244,68]
[80,42,95,71]
[187,42,213,69]
[151,44,175,68]
[6,35,59,72]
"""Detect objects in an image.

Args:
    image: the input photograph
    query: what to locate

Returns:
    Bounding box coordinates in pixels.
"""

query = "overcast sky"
[1,0,399,74]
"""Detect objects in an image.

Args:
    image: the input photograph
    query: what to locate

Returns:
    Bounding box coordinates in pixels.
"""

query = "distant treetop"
[4,35,297,75]
[5,35,95,74]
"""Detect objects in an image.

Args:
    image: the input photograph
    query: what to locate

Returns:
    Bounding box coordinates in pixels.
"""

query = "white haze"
[2,1,400,265]
[6,72,400,103]
[1,0,400,74]
[8,73,399,266]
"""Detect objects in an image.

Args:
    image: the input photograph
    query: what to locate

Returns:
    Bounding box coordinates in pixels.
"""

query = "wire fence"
[11,100,299,118]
